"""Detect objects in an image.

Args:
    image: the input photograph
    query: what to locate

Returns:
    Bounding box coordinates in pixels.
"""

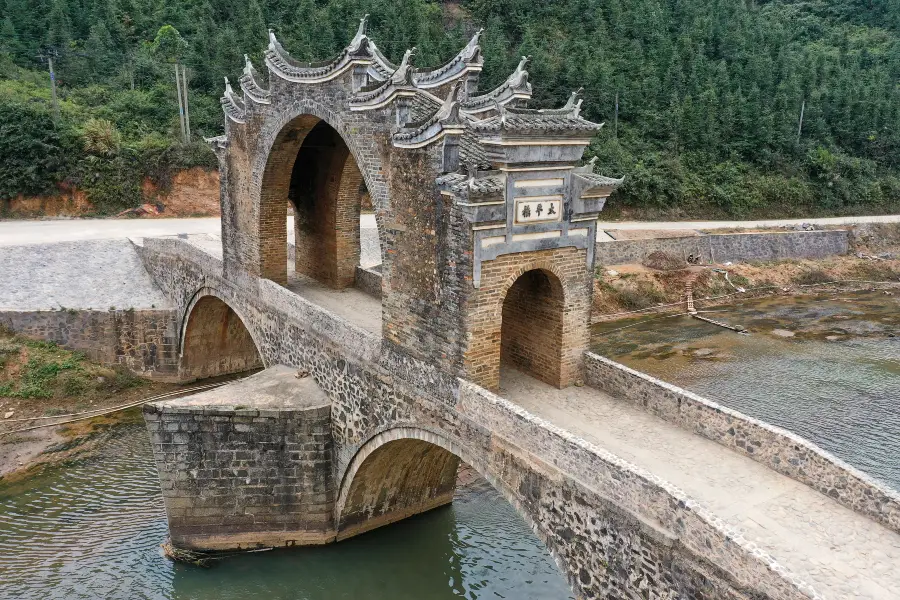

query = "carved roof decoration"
[239,55,271,105]
[436,171,505,196]
[573,157,625,197]
[204,134,227,157]
[392,82,466,148]
[459,56,532,115]
[467,92,602,137]
[412,29,483,89]
[221,77,246,124]
[217,15,620,185]
[264,16,375,83]
[459,128,491,169]
[350,47,419,111]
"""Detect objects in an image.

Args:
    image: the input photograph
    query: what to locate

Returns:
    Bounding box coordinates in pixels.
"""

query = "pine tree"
[45,0,73,52]
[86,22,117,78]
[0,16,22,59]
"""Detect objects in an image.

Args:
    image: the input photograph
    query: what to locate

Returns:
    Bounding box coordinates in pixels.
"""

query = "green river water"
[0,426,572,599]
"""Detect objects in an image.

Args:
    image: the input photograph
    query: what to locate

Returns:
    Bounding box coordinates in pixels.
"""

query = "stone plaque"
[514,198,562,224]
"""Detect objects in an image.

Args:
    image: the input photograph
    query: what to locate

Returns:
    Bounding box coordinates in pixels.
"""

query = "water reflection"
[592,290,900,490]
[0,426,571,600]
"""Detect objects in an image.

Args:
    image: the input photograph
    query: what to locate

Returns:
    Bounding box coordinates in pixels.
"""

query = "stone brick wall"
[138,238,821,600]
[465,247,592,390]
[144,376,334,550]
[595,229,850,266]
[584,352,900,536]
[354,265,382,298]
[0,308,179,379]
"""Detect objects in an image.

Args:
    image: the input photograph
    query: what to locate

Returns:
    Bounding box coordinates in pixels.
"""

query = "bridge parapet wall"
[584,352,900,535]
[138,238,820,600]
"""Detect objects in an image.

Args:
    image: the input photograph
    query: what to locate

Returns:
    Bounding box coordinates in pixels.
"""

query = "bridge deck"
[284,271,382,335]
[500,367,900,600]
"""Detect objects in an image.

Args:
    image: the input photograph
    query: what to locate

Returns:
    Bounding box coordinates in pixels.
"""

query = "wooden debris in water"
[161,539,212,568]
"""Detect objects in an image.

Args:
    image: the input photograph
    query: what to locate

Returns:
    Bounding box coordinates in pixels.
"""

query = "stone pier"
[144,366,335,550]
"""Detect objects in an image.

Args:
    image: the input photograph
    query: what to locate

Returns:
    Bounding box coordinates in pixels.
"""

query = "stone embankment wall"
[596,229,850,266]
[584,352,900,536]
[140,237,821,600]
[0,308,179,379]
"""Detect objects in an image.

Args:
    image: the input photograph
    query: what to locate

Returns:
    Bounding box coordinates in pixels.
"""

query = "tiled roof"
[436,173,505,195]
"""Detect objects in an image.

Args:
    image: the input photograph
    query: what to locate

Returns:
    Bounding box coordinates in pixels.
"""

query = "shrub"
[0,101,70,200]
[81,118,122,156]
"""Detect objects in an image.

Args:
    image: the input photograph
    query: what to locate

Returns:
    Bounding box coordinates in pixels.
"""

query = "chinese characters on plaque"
[514,199,562,224]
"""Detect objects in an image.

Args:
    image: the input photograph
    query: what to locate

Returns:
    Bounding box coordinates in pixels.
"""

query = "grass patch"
[793,269,833,285]
[613,281,669,311]
[849,262,900,282]
[0,330,145,402]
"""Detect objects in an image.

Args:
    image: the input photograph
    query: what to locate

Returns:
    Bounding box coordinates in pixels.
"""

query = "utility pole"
[38,50,61,124]
[180,64,191,142]
[614,91,619,140]
[174,63,186,142]
[797,99,805,144]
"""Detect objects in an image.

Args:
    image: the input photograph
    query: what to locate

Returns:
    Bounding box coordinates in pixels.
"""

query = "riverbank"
[592,225,900,321]
[0,329,183,481]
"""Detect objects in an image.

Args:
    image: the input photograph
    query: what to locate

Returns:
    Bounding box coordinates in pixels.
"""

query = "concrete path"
[500,368,900,599]
[0,217,222,246]
[0,213,892,248]
[0,215,381,247]
[597,214,900,232]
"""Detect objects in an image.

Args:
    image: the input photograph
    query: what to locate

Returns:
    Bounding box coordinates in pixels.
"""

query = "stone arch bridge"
[139,16,900,600]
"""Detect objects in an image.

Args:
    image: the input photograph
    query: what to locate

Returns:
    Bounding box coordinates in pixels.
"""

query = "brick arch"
[499,266,567,387]
[253,101,389,286]
[466,250,592,391]
[334,426,570,584]
[179,287,264,381]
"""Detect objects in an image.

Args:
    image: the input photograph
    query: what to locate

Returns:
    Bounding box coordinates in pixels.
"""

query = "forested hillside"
[0,0,898,217]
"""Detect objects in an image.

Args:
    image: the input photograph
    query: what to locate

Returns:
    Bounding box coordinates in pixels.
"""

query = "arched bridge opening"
[180,295,263,381]
[334,430,571,593]
[337,436,461,541]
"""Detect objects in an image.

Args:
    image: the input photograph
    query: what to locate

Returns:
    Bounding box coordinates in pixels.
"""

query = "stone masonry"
[141,236,828,600]
[146,366,333,549]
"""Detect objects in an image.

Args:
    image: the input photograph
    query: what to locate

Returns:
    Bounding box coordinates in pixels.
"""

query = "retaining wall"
[596,229,849,266]
[0,308,179,379]
[584,352,900,536]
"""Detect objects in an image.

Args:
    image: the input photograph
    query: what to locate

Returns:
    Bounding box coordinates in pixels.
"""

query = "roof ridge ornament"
[391,47,417,86]
[436,81,463,122]
[462,28,484,61]
[348,14,370,54]
[493,99,507,127]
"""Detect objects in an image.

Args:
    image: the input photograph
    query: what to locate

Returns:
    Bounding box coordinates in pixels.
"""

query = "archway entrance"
[288,120,363,289]
[500,269,566,387]
[260,115,368,290]
[180,296,263,381]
